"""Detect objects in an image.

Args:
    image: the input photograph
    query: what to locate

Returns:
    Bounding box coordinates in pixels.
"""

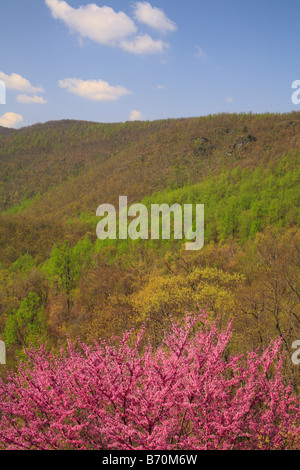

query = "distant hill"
[0,126,16,136]
[0,111,299,264]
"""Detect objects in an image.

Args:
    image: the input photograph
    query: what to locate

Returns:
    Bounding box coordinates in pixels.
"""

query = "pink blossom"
[0,312,299,450]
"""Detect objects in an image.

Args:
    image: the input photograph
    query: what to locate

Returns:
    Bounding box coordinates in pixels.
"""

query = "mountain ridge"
[0,111,299,264]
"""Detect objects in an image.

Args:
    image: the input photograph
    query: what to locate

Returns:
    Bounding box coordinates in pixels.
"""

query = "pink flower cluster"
[0,313,299,450]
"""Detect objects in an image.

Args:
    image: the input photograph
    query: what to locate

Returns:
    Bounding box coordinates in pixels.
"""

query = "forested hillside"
[0,111,300,394]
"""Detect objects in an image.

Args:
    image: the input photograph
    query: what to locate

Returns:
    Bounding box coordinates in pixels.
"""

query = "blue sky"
[0,0,299,128]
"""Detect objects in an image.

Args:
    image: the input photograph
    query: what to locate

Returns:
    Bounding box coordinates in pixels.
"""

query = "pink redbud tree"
[0,312,299,450]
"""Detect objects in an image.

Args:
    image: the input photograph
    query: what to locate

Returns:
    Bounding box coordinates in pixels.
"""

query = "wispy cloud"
[16,94,48,104]
[58,78,132,101]
[0,71,44,93]
[225,96,234,103]
[120,34,168,55]
[134,2,177,34]
[45,0,176,55]
[0,112,24,128]
[194,46,207,59]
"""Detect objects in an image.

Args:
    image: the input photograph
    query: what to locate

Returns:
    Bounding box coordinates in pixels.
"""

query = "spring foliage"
[0,312,299,450]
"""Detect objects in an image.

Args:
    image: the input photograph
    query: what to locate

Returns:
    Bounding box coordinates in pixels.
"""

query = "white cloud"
[45,0,174,55]
[194,46,207,59]
[58,78,132,101]
[0,71,44,93]
[129,110,143,121]
[45,0,137,46]
[16,94,48,104]
[134,2,177,34]
[120,34,168,55]
[0,112,24,128]
[225,96,234,103]
[156,84,166,90]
